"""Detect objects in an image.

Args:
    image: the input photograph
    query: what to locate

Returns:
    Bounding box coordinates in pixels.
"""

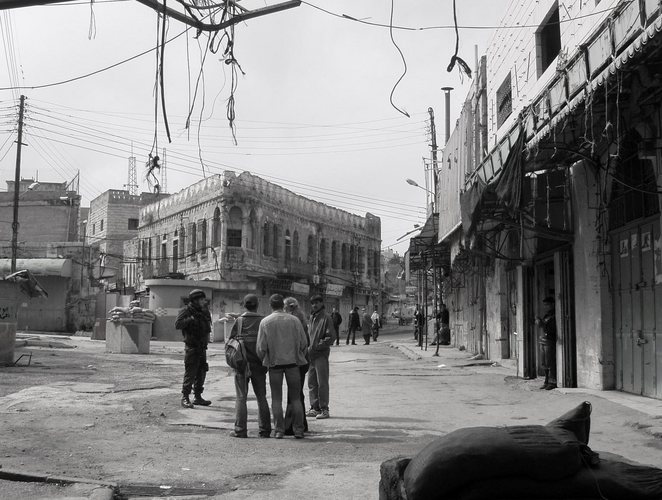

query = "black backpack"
[225,317,250,374]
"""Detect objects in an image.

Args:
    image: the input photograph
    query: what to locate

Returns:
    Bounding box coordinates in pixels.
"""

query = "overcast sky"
[0,0,509,254]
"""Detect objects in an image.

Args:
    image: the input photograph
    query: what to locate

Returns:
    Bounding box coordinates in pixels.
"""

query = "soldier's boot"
[181,394,194,409]
[193,394,211,406]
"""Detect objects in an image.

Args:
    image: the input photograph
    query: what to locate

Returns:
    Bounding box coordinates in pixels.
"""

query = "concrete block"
[91,319,106,341]
[0,321,16,366]
[106,321,151,354]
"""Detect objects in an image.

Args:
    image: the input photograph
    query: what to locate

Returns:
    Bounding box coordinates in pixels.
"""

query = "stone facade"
[136,171,381,338]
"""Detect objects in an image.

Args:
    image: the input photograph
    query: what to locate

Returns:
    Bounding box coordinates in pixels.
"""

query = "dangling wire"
[446,0,472,79]
[87,0,97,40]
[159,0,172,144]
[388,0,410,118]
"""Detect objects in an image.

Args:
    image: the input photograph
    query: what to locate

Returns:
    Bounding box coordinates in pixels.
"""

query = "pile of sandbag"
[108,301,157,324]
[379,401,662,500]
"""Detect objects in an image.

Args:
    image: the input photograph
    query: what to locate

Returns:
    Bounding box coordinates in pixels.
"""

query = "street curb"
[0,469,117,499]
[390,343,422,361]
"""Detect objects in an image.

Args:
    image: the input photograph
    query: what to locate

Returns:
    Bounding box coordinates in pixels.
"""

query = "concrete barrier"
[106,321,151,354]
[0,280,20,366]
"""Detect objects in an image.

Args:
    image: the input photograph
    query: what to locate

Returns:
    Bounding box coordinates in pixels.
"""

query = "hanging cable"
[388,0,409,118]
[446,0,472,79]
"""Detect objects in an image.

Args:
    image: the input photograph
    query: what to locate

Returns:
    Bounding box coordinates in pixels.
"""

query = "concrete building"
[85,189,166,288]
[136,171,381,340]
[0,179,80,243]
[431,0,662,399]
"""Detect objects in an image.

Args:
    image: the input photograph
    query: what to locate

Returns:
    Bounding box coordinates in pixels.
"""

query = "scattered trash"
[491,362,501,367]
[181,468,190,471]
[159,485,172,490]
[437,364,447,368]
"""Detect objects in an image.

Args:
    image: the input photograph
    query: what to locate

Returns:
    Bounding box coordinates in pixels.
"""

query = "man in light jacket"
[257,294,309,439]
[306,294,336,420]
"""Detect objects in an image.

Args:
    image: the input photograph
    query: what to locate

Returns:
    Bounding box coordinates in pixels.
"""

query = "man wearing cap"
[175,289,212,408]
[306,294,336,420]
[257,294,309,439]
[535,297,557,390]
[228,294,271,438]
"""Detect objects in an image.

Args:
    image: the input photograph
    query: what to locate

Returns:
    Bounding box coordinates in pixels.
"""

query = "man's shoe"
[192,395,211,406]
[294,433,304,439]
[181,395,194,409]
[351,342,357,345]
[229,431,247,438]
[316,409,330,420]
[258,432,271,439]
[545,384,557,390]
[539,384,548,390]
[274,432,284,439]
[283,429,295,436]
[306,408,320,417]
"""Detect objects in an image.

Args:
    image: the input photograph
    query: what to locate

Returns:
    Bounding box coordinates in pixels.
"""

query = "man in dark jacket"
[346,306,360,345]
[175,289,212,408]
[536,297,557,390]
[306,294,336,420]
[361,307,373,345]
[331,307,343,345]
[228,294,271,438]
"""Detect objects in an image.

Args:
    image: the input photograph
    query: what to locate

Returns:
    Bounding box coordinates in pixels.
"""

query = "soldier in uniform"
[175,289,212,408]
[536,297,557,390]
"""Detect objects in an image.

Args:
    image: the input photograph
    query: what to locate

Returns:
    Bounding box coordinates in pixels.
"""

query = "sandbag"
[403,402,593,500]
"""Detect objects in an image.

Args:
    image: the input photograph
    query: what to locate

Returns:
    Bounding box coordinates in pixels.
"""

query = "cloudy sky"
[0,0,509,253]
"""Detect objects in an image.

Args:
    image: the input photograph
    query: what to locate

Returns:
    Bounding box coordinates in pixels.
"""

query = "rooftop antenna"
[125,143,138,195]
[160,147,168,194]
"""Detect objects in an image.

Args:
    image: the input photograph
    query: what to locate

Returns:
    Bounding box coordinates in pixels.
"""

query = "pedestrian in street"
[306,294,336,420]
[257,294,309,439]
[331,306,343,345]
[228,294,271,438]
[283,296,310,435]
[414,306,425,342]
[347,306,360,345]
[370,307,381,341]
[361,307,373,345]
[175,289,212,409]
[439,303,450,345]
[536,297,557,390]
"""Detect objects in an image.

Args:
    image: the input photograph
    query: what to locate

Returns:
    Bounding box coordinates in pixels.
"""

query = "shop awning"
[0,258,73,278]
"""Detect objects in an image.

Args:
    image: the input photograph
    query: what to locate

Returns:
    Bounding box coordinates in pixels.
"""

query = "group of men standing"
[175,289,336,439]
[344,306,381,345]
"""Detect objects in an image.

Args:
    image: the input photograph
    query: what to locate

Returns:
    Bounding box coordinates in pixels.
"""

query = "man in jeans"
[306,294,336,420]
[228,294,271,438]
[257,294,309,439]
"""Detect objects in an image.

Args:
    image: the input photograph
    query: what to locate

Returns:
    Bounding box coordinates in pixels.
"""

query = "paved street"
[1,326,662,499]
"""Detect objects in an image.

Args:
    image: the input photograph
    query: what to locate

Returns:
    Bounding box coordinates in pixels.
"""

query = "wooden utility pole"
[10,94,26,274]
[428,107,439,195]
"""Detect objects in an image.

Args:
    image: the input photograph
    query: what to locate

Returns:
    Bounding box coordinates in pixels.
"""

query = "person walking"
[331,307,343,346]
[536,297,557,390]
[361,307,373,345]
[175,289,212,409]
[228,294,271,439]
[370,307,381,341]
[257,294,309,439]
[346,306,360,345]
[283,297,310,435]
[306,294,336,420]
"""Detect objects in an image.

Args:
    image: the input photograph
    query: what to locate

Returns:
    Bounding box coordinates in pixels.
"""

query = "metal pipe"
[441,87,453,145]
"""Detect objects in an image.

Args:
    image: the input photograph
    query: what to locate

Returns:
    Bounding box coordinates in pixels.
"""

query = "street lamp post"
[405,178,434,213]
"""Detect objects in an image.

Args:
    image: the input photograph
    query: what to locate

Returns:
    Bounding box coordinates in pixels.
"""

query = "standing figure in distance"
[370,307,381,341]
[175,289,212,409]
[361,307,373,345]
[536,297,557,390]
[347,306,360,345]
[331,306,343,346]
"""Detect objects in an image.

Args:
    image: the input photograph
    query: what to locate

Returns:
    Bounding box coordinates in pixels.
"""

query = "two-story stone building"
[137,171,381,339]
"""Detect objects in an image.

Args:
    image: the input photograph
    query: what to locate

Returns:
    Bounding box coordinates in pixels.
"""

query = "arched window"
[320,238,328,266]
[212,207,221,247]
[227,207,242,247]
[331,241,338,269]
[342,243,348,270]
[307,234,315,263]
[350,244,356,271]
[263,221,270,256]
[285,230,292,263]
[358,246,366,274]
[179,225,186,261]
[191,222,197,256]
[292,231,300,262]
[200,219,207,257]
[272,224,279,258]
[247,209,256,249]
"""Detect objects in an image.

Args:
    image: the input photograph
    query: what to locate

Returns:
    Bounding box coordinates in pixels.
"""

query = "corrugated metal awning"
[0,259,72,277]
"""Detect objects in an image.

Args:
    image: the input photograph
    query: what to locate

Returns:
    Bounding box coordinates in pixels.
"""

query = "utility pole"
[428,107,438,196]
[10,95,26,274]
